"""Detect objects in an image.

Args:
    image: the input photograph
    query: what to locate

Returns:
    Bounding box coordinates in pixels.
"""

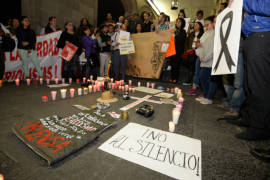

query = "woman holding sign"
[57,21,82,80]
[16,16,43,79]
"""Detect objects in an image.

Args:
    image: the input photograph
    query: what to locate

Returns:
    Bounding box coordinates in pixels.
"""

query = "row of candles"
[169,87,184,133]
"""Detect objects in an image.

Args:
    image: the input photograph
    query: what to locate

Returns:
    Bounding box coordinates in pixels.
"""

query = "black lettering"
[155,145,167,162]
[142,129,150,138]
[129,139,144,153]
[188,155,197,170]
[109,135,128,150]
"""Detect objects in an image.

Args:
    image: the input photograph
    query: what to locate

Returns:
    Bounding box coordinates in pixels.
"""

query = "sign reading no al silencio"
[99,123,201,180]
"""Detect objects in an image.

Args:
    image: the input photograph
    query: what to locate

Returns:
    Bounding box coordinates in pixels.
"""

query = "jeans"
[193,57,201,87]
[223,52,246,113]
[99,52,110,77]
[200,67,218,100]
[18,49,42,78]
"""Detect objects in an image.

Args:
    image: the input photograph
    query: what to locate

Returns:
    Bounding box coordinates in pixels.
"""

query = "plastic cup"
[42,95,48,103]
[39,78,43,85]
[15,79,20,86]
[51,91,57,101]
[151,83,155,89]
[78,88,82,96]
[84,87,88,95]
[55,78,58,84]
[129,80,132,86]
[26,78,31,86]
[146,82,150,88]
[138,82,141,87]
[60,89,67,99]
[70,88,75,98]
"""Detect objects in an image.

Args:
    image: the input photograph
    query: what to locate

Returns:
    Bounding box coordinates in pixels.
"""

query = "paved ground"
[0,77,270,180]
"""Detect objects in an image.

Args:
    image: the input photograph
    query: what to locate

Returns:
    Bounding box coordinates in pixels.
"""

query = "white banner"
[3,31,63,81]
[212,0,243,75]
[99,123,202,180]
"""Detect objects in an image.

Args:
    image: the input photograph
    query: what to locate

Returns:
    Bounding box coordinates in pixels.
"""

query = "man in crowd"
[104,13,116,25]
[111,24,128,81]
[227,0,270,142]
[97,25,112,77]
[195,10,204,26]
[0,24,15,86]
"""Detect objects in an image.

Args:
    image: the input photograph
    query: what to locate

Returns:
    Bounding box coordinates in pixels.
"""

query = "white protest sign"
[184,18,191,33]
[119,30,135,55]
[99,123,201,180]
[212,0,243,75]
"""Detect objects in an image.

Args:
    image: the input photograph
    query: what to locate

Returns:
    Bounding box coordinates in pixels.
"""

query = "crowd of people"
[0,1,270,163]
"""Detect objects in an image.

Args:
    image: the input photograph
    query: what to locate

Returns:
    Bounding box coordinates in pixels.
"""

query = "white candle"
[88,85,93,93]
[78,88,82,96]
[111,78,114,83]
[177,90,182,98]
[172,108,181,125]
[90,75,93,80]
[146,82,150,88]
[60,89,67,99]
[46,79,50,85]
[129,80,132,86]
[84,87,88,95]
[151,83,155,89]
[169,121,175,132]
[69,78,72,84]
[138,82,141,87]
[83,77,86,84]
[62,78,65,84]
[51,91,57,101]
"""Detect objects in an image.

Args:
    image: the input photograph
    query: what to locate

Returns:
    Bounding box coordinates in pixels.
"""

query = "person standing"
[16,16,43,79]
[97,25,112,77]
[169,18,186,83]
[232,0,270,140]
[155,14,170,32]
[81,26,99,79]
[195,16,217,105]
[111,24,128,81]
[40,16,58,34]
[0,24,15,85]
[57,21,82,80]
[142,12,152,32]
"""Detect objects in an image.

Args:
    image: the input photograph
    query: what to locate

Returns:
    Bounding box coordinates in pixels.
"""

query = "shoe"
[186,88,197,96]
[235,130,270,141]
[195,96,205,102]
[223,111,239,117]
[183,82,192,86]
[225,118,249,127]
[250,148,270,163]
[200,99,213,105]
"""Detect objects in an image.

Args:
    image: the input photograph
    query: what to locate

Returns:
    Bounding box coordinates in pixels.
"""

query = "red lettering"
[43,40,48,57]
[4,72,12,80]
[48,39,53,56]
[47,66,52,79]
[52,140,71,154]
[10,52,16,61]
[36,42,42,57]
[53,38,59,55]
[21,121,45,134]
[15,70,23,80]
[16,51,21,61]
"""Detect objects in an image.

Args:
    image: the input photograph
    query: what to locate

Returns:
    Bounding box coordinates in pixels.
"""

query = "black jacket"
[16,27,36,50]
[57,31,82,56]
[142,21,152,32]
[174,29,186,57]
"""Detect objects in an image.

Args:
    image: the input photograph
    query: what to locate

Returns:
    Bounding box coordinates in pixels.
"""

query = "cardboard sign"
[119,40,135,55]
[13,111,117,165]
[60,43,78,61]
[212,0,243,75]
[99,123,202,180]
[126,31,171,79]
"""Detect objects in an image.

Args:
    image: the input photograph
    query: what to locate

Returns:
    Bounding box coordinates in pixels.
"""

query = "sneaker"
[186,88,197,96]
[200,99,213,105]
[183,82,192,86]
[195,96,205,102]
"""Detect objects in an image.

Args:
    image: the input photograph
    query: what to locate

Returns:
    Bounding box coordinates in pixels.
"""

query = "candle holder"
[60,89,67,99]
[172,108,181,125]
[70,88,75,98]
[169,121,175,132]
[78,88,82,96]
[51,91,57,101]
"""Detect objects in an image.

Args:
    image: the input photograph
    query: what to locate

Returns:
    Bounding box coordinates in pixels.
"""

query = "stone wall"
[22,0,98,33]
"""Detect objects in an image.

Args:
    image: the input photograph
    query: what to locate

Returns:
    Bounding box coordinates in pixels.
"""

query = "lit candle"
[88,85,93,93]
[102,83,104,90]
[15,79,20,86]
[76,78,80,84]
[171,88,174,94]
[69,78,72,84]
[84,87,88,95]
[26,78,31,86]
[128,87,132,92]
[93,85,97,93]
[39,78,43,85]
[51,91,57,101]
[132,88,135,93]
[42,95,49,103]
[169,121,175,132]
[62,78,65,84]
[177,90,182,98]
[129,80,132,86]
[70,88,75,98]
[122,86,125,91]
[151,83,155,89]
[0,80,3,87]
[112,83,115,90]
[60,89,67,99]
[90,75,93,81]
[111,78,114,83]
[175,87,179,94]
[172,108,181,125]
[167,88,170,92]
[78,88,82,96]
[176,104,182,111]
[83,77,86,84]
[97,85,100,92]
[146,82,150,88]
[55,78,58,84]
[46,79,50,85]
[125,85,129,91]
[138,82,141,87]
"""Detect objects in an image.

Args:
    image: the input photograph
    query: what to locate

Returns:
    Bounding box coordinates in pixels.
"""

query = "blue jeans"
[193,57,201,87]
[200,67,218,100]
[223,52,246,113]
[112,50,128,80]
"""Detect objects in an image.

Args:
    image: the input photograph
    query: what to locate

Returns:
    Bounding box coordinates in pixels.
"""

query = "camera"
[136,104,154,118]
